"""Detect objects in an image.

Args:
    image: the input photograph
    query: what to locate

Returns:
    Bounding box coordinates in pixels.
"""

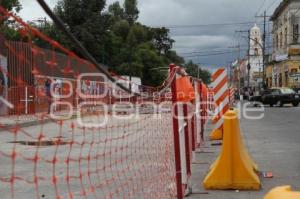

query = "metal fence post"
[170,63,183,199]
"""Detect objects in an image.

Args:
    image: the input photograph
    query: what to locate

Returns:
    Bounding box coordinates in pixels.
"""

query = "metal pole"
[248,30,251,90]
[170,63,183,199]
[262,10,267,88]
[25,86,28,114]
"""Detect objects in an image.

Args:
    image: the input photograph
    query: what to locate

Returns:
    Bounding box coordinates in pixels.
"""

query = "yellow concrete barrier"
[264,186,300,199]
[203,110,261,190]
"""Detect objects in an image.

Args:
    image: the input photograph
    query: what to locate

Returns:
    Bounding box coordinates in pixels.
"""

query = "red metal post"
[183,103,191,176]
[170,63,183,199]
[199,83,205,142]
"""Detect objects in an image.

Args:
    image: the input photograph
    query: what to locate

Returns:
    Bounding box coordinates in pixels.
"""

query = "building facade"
[270,0,300,88]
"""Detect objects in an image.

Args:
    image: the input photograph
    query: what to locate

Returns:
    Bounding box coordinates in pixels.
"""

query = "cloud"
[17,0,282,66]
[173,35,232,52]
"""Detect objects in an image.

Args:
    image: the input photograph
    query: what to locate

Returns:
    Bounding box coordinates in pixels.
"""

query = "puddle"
[9,139,69,146]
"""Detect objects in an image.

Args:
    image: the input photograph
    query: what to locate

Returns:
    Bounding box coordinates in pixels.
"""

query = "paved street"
[188,104,300,198]
[0,113,176,199]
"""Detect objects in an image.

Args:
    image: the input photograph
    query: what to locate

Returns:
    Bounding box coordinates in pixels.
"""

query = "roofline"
[270,0,290,21]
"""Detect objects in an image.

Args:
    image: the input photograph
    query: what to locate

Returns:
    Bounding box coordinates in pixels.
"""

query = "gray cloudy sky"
[19,0,283,70]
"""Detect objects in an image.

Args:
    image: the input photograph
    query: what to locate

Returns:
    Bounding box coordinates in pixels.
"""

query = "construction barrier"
[209,68,229,140]
[229,87,237,106]
[203,109,261,190]
[170,64,210,198]
[264,186,300,199]
[0,5,215,199]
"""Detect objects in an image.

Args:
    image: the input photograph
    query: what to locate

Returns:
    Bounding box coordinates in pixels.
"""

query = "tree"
[117,62,143,77]
[112,20,130,40]
[184,61,211,84]
[124,0,139,25]
[0,0,21,13]
[0,0,22,40]
[164,50,184,66]
[54,0,110,63]
[135,44,167,86]
[31,21,68,49]
[108,2,124,21]
[151,27,174,55]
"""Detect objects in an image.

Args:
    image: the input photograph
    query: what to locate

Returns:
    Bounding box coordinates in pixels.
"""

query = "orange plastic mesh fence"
[0,7,177,199]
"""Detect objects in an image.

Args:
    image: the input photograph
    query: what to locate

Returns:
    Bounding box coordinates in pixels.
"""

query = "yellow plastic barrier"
[209,127,223,140]
[203,110,261,190]
[264,186,300,199]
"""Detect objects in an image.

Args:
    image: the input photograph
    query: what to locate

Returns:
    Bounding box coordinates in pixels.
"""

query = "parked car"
[292,87,300,94]
[250,87,300,107]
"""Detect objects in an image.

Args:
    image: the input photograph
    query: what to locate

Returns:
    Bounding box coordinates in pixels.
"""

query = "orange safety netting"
[0,7,177,199]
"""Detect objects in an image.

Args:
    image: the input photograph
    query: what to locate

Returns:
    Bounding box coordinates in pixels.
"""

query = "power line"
[36,0,141,96]
[266,0,279,12]
[255,0,268,16]
[179,46,273,56]
[182,50,244,58]
[159,21,271,29]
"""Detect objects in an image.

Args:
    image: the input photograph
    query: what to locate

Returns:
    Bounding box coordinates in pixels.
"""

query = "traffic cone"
[264,186,300,199]
[203,110,261,190]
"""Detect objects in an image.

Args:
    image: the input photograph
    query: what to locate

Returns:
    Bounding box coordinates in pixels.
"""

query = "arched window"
[254,48,259,56]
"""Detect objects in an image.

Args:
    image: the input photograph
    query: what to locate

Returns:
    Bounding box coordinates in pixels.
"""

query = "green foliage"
[0,0,22,40]
[0,25,20,41]
[31,21,69,49]
[184,61,211,84]
[151,27,175,55]
[2,0,187,86]
[112,20,130,40]
[124,0,139,25]
[135,46,167,86]
[117,62,143,77]
[0,0,21,12]
[54,0,109,63]
[108,2,125,21]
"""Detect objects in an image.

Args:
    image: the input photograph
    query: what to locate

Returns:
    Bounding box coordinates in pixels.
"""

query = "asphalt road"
[1,104,300,199]
[188,104,300,199]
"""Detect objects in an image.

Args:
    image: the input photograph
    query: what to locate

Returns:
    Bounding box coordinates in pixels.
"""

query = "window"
[285,27,288,46]
[264,90,271,95]
[285,71,289,86]
[284,13,288,22]
[254,48,259,56]
[291,68,298,74]
[280,88,295,94]
[271,89,280,95]
[293,24,299,44]
[280,32,283,48]
[279,73,283,87]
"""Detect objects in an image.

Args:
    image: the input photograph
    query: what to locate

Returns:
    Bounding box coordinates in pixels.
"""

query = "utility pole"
[262,10,267,88]
[235,30,251,91]
[228,44,241,94]
[247,30,251,90]
[256,10,270,89]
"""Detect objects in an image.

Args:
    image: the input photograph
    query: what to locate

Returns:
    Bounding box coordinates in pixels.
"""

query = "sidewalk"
[0,111,73,130]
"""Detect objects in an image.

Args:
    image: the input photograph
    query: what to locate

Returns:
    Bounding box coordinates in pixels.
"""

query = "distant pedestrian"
[45,79,52,114]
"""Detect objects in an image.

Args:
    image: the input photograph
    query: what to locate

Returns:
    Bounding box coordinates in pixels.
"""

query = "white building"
[248,24,264,88]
